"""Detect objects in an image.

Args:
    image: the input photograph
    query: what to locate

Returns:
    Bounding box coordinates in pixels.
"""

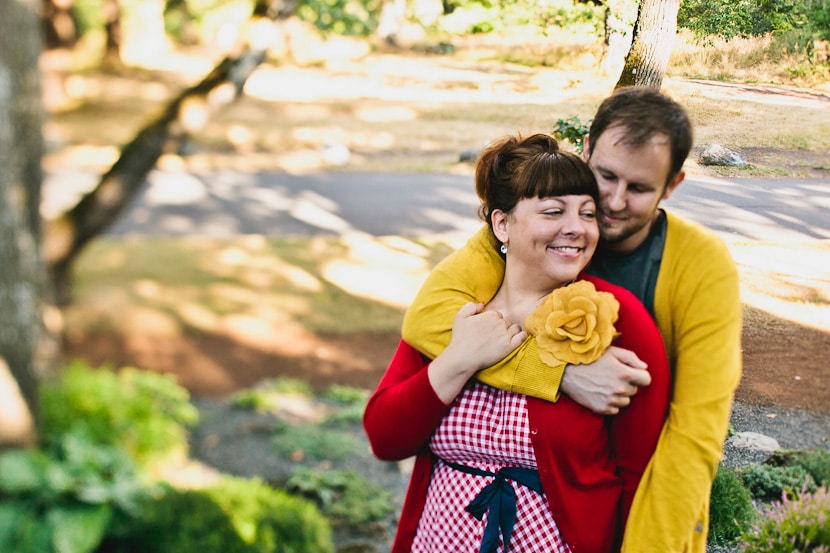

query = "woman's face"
[494,194,599,290]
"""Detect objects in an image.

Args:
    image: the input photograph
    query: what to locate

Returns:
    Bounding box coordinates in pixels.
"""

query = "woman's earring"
[500,243,508,254]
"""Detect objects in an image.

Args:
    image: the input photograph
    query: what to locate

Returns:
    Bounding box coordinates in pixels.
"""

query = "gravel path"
[724,398,830,466]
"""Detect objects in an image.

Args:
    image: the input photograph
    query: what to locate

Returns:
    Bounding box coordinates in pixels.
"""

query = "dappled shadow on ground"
[63,329,399,398]
[65,304,829,414]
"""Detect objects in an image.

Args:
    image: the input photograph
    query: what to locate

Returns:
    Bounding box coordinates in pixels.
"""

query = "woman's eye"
[544,210,563,216]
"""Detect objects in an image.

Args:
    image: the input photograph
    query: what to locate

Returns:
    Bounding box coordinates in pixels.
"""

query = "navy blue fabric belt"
[441,459,544,553]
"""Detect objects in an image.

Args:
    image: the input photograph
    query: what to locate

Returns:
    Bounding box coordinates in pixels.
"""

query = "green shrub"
[103,475,333,553]
[740,485,830,552]
[323,384,368,406]
[232,377,313,413]
[0,432,152,553]
[296,0,383,36]
[272,423,363,461]
[320,403,366,428]
[765,449,830,488]
[552,115,591,154]
[708,464,757,545]
[678,0,830,50]
[40,361,199,466]
[286,467,394,527]
[738,463,817,501]
[320,385,368,428]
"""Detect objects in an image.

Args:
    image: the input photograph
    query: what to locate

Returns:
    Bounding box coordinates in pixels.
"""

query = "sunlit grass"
[68,234,456,342]
[669,30,830,89]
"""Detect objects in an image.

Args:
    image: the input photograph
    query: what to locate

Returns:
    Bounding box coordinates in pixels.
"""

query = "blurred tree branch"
[44,0,294,304]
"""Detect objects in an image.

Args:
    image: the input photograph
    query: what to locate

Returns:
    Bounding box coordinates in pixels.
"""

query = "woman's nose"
[561,212,586,235]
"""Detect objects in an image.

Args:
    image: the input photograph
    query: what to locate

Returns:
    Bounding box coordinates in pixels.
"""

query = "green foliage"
[320,403,366,428]
[232,377,313,413]
[533,0,604,36]
[552,115,591,154]
[40,361,199,466]
[296,0,384,36]
[765,449,830,488]
[708,464,757,545]
[323,384,368,405]
[272,423,363,461]
[286,467,394,527]
[103,475,334,553]
[319,385,368,427]
[434,0,603,36]
[73,0,107,35]
[678,0,830,43]
[0,433,152,553]
[738,463,817,501]
[740,485,830,552]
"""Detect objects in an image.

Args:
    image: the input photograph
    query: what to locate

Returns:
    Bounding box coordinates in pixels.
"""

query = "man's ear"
[662,170,686,201]
[582,134,591,162]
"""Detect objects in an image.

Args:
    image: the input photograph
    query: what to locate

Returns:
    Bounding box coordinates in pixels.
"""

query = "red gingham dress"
[411,382,571,553]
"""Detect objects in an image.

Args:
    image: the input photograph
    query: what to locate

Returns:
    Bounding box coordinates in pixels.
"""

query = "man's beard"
[599,215,650,245]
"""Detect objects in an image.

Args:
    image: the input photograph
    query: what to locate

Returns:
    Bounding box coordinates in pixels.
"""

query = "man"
[400,87,742,552]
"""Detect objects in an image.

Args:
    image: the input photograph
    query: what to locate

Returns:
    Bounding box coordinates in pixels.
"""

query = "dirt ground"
[65,303,830,414]
[52,45,830,415]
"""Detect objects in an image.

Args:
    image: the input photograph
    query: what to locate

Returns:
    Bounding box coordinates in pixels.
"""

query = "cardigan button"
[529,427,538,435]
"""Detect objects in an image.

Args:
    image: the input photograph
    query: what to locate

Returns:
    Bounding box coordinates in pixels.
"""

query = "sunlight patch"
[321,262,427,309]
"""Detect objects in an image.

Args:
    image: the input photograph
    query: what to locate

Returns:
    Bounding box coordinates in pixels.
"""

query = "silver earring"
[500,243,508,254]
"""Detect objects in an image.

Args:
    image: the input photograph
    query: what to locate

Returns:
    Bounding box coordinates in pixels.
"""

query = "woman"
[363,133,670,553]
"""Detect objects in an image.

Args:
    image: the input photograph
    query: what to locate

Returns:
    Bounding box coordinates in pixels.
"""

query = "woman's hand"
[428,302,527,404]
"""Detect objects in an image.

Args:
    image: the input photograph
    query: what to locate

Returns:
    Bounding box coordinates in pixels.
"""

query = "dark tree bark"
[102,0,124,70]
[0,0,47,447]
[614,0,680,89]
[44,0,289,304]
[41,0,79,49]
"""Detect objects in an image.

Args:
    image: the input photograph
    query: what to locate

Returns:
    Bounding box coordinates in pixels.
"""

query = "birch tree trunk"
[614,0,680,89]
[0,0,47,447]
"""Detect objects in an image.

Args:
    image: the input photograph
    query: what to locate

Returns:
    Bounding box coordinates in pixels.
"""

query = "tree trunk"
[0,0,47,447]
[44,0,286,304]
[41,0,80,49]
[102,0,124,71]
[602,0,639,78]
[614,0,680,89]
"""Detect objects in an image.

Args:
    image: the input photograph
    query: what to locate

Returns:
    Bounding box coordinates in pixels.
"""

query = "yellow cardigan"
[401,211,743,552]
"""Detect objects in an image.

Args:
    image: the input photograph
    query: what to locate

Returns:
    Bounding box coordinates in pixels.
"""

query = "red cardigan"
[363,274,670,553]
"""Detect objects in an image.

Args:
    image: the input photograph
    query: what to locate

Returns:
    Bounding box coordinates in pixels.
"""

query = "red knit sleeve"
[363,340,450,461]
[583,274,671,522]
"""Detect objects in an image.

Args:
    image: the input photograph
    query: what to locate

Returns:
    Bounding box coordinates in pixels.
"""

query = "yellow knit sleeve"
[477,339,564,402]
[402,225,565,402]
[401,225,503,358]
[621,213,743,553]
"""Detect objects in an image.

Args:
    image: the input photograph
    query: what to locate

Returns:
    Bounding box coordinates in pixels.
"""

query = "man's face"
[585,126,684,253]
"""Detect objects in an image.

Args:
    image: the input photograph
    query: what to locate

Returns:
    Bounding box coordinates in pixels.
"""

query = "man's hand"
[561,346,652,415]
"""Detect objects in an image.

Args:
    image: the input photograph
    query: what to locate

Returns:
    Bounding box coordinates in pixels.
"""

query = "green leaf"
[45,462,76,494]
[0,503,22,547]
[0,450,49,494]
[48,504,112,553]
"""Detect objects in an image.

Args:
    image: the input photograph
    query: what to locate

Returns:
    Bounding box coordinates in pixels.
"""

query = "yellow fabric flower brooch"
[524,280,620,366]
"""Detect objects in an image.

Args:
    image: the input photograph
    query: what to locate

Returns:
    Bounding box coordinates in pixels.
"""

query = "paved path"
[43,169,830,243]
